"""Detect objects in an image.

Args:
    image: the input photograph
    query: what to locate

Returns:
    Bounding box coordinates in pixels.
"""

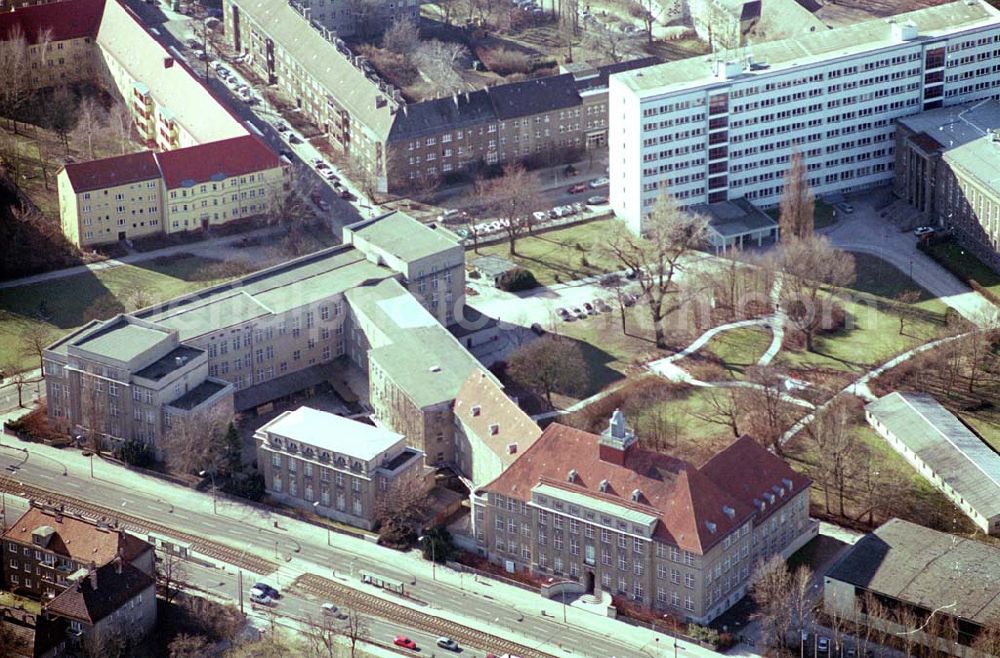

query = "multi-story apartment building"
[895,99,1000,271]
[57,134,285,247]
[475,411,814,624]
[255,406,426,529]
[0,0,103,89]
[224,0,656,194]
[288,0,419,38]
[44,212,493,467]
[453,370,542,489]
[2,504,154,601]
[610,0,1000,233]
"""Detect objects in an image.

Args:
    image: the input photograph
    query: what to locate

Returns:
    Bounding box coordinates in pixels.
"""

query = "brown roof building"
[1,504,154,601]
[453,370,542,489]
[474,410,815,624]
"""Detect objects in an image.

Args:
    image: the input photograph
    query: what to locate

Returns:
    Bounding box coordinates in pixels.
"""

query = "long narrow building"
[609,0,1000,233]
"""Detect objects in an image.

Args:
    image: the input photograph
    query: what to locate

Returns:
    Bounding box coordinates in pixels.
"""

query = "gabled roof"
[45,561,154,625]
[482,423,765,554]
[154,135,280,189]
[453,370,541,470]
[0,0,105,44]
[388,89,497,141]
[487,73,581,120]
[699,435,811,522]
[2,507,151,567]
[61,151,160,194]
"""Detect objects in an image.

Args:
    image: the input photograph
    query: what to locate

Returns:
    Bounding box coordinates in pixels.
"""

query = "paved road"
[0,435,715,658]
[821,204,996,326]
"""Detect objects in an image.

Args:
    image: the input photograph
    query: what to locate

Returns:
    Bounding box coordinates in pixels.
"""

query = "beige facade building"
[895,99,1000,271]
[45,211,492,469]
[57,135,284,248]
[255,406,426,529]
[224,0,656,194]
[475,411,815,624]
[453,370,542,489]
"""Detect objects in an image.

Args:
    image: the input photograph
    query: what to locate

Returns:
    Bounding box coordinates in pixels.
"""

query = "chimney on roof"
[453,92,460,107]
[164,56,174,69]
[88,563,98,590]
[598,409,637,466]
[506,443,517,455]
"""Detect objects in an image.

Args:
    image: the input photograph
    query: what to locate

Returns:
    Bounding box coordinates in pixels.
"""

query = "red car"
[393,636,417,650]
[568,183,587,194]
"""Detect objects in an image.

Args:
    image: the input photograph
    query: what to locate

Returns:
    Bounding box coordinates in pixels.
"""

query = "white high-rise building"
[610,0,1000,233]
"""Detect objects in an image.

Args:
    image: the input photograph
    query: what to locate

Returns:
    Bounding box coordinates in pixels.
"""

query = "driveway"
[821,202,996,326]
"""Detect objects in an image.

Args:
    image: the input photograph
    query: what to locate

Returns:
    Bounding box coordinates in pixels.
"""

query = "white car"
[913,226,936,237]
[588,176,609,188]
[250,588,274,606]
[319,169,338,181]
[532,210,548,223]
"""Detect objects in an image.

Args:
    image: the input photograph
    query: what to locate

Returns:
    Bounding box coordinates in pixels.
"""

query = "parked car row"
[556,298,613,321]
[393,635,460,652]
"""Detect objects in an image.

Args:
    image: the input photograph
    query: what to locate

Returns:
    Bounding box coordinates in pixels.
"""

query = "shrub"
[497,267,538,292]
[114,439,154,468]
[687,624,720,645]
[223,471,266,501]
[378,518,418,549]
[477,47,532,75]
[421,526,458,563]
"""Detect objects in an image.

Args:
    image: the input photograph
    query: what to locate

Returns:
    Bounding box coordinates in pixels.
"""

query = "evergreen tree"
[223,422,243,476]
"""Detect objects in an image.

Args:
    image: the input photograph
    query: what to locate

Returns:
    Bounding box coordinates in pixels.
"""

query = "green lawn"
[922,240,1000,296]
[766,200,836,230]
[472,219,619,286]
[699,326,773,378]
[847,252,949,314]
[775,296,951,374]
[0,255,239,372]
[965,414,1000,454]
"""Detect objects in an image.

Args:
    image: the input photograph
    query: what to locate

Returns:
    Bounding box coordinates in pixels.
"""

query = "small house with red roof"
[474,410,815,623]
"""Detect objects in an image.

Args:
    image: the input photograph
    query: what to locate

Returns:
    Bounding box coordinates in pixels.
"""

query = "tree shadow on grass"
[0,269,118,330]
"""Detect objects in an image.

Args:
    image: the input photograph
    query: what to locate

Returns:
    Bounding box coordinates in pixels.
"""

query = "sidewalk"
[0,226,284,290]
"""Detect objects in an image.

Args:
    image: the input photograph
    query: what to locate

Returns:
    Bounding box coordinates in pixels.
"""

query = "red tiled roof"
[698,435,812,522]
[155,135,280,189]
[0,0,106,44]
[61,151,161,193]
[45,561,154,624]
[483,423,761,554]
[454,371,541,469]
[3,507,152,567]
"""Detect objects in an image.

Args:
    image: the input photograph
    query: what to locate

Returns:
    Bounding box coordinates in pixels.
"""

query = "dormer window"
[471,405,481,417]
[630,489,641,502]
[567,469,578,483]
[598,479,609,493]
[782,477,794,491]
[705,521,717,534]
[489,423,499,435]
[722,506,735,519]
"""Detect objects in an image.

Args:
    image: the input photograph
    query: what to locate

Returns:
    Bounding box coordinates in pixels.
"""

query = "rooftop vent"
[722,506,735,519]
[489,423,499,435]
[598,479,610,493]
[714,59,743,80]
[471,405,481,417]
[890,19,918,42]
[568,469,578,483]
[506,443,518,455]
[163,56,174,68]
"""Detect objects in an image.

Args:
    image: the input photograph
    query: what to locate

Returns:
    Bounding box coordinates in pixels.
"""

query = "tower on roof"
[599,408,637,465]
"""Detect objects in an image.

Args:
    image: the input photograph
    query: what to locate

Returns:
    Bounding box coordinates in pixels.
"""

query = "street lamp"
[418,534,437,581]
[312,501,331,546]
[199,469,217,514]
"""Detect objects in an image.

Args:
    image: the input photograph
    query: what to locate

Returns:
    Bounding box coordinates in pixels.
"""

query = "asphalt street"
[0,437,674,658]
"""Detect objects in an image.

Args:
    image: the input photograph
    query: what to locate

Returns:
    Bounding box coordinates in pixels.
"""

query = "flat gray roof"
[693,198,778,239]
[897,99,1000,148]
[73,319,170,361]
[346,279,488,409]
[261,406,404,461]
[943,131,1000,193]
[827,518,1000,625]
[866,392,1000,520]
[346,211,462,264]
[617,0,1000,97]
[136,247,393,340]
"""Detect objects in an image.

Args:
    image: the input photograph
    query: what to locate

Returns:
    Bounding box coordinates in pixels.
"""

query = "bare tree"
[1,363,28,408]
[599,273,630,335]
[628,0,661,43]
[167,633,211,658]
[0,26,32,131]
[304,613,340,658]
[603,193,708,349]
[109,102,136,155]
[18,321,52,374]
[157,551,188,604]
[382,16,420,57]
[507,335,588,408]
[341,609,368,658]
[973,617,1000,658]
[690,387,742,438]
[73,97,106,161]
[44,85,77,153]
[806,395,860,517]
[894,290,921,336]
[738,365,790,456]
[750,555,795,651]
[473,163,542,256]
[414,40,469,96]
[776,235,855,352]
[159,407,232,474]
[778,151,815,242]
[345,0,382,40]
[436,0,461,25]
[582,24,632,62]
[79,374,109,453]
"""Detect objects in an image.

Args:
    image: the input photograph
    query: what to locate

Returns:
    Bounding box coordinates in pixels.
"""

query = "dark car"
[568,183,587,194]
[288,134,302,145]
[253,583,279,599]
[564,164,579,176]
[530,322,545,336]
